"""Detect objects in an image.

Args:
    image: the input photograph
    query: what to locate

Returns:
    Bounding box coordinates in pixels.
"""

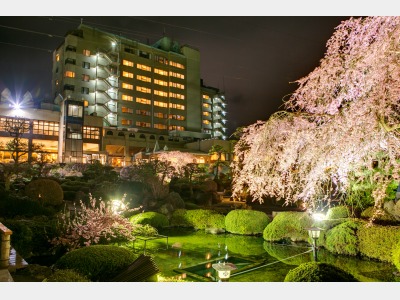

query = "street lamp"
[306,227,324,262]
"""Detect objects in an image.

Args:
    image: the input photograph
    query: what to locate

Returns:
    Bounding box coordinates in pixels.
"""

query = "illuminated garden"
[1,16,400,282]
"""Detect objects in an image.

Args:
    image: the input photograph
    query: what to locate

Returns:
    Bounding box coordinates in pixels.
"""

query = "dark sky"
[0,16,349,136]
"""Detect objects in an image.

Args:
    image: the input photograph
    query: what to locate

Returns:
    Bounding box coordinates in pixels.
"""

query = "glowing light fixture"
[110,199,127,214]
[306,227,324,261]
[212,262,237,282]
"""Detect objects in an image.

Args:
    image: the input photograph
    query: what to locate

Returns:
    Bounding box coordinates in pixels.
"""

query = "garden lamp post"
[306,227,323,262]
[212,262,237,282]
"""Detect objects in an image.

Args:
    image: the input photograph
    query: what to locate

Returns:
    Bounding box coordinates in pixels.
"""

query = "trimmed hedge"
[225,209,270,235]
[357,222,400,263]
[284,262,358,282]
[170,209,225,231]
[324,220,361,256]
[43,269,90,282]
[25,178,64,206]
[54,245,138,281]
[129,211,169,228]
[263,212,312,243]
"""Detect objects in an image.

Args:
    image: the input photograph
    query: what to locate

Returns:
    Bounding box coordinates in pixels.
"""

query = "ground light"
[306,227,324,262]
[212,262,237,282]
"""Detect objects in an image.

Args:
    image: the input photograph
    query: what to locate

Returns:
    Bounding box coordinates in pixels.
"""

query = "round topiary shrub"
[184,209,224,230]
[284,262,358,282]
[324,220,361,256]
[263,212,312,243]
[326,205,351,220]
[43,269,90,282]
[25,178,64,206]
[129,211,169,228]
[170,209,190,227]
[54,245,138,281]
[225,209,270,235]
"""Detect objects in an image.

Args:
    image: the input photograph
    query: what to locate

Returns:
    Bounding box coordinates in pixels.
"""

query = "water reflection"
[152,228,397,282]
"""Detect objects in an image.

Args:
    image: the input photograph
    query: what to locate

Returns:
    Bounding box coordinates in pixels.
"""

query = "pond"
[132,227,399,282]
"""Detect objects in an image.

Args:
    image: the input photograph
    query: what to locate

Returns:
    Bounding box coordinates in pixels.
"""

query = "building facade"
[50,24,227,164]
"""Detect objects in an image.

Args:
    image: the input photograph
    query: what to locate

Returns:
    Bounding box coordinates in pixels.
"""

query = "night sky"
[0,16,349,136]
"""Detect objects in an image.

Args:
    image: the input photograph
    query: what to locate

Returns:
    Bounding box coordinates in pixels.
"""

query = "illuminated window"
[121,119,133,126]
[169,114,185,120]
[136,86,151,93]
[169,92,185,100]
[169,125,185,131]
[65,71,75,78]
[197,157,205,163]
[122,83,133,90]
[154,101,168,108]
[154,79,168,86]
[203,112,210,116]
[83,49,91,56]
[122,71,134,78]
[83,126,100,139]
[121,107,134,114]
[33,120,59,136]
[68,105,83,117]
[169,103,185,110]
[83,100,89,107]
[82,74,90,82]
[122,59,134,67]
[169,61,185,69]
[154,112,168,119]
[136,110,151,116]
[203,103,210,108]
[170,82,185,89]
[136,121,151,128]
[136,97,151,105]
[56,54,60,62]
[122,94,133,101]
[169,71,184,79]
[82,62,90,69]
[203,120,210,125]
[137,64,151,72]
[203,94,210,100]
[137,75,151,82]
[154,68,168,76]
[154,123,167,129]
[154,90,168,97]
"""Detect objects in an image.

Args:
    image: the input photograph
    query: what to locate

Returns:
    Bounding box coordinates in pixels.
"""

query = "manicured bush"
[0,195,56,218]
[170,209,191,227]
[4,218,60,258]
[185,209,224,230]
[324,220,361,256]
[25,178,64,206]
[393,241,400,272]
[54,245,138,281]
[284,262,358,282]
[357,222,400,262]
[225,209,270,235]
[169,208,225,231]
[263,212,312,243]
[206,213,226,232]
[326,205,351,220]
[129,211,169,228]
[43,269,90,282]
